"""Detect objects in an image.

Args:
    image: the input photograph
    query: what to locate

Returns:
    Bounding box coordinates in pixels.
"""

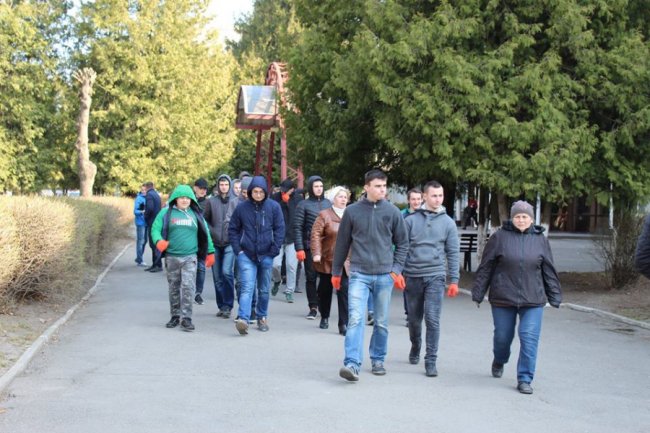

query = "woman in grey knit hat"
[471,200,562,395]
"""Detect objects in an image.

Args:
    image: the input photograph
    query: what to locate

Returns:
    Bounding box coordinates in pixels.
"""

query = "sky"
[206,0,255,44]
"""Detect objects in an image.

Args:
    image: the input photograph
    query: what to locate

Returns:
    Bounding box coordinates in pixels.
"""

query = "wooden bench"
[460,233,478,272]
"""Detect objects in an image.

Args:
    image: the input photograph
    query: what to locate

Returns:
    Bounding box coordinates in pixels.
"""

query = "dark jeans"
[317,271,348,326]
[492,306,543,384]
[304,249,318,309]
[145,225,162,268]
[405,275,445,364]
[195,259,206,294]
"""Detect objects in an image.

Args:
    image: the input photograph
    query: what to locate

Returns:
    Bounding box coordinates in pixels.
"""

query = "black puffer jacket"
[293,176,332,251]
[271,190,303,244]
[471,221,562,308]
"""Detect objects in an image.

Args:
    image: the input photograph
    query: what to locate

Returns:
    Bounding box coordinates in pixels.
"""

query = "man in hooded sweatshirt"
[203,174,238,318]
[228,176,285,335]
[403,180,460,377]
[151,185,215,332]
[271,178,303,303]
[192,178,209,304]
[294,175,332,319]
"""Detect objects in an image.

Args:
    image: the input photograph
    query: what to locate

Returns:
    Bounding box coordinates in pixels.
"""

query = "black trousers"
[304,249,319,309]
[145,225,162,268]
[317,271,348,326]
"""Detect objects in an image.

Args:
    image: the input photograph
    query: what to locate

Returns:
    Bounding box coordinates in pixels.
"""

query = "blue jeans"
[344,272,394,369]
[195,259,206,294]
[236,253,272,321]
[135,224,146,264]
[405,275,445,364]
[491,306,544,384]
[212,245,235,310]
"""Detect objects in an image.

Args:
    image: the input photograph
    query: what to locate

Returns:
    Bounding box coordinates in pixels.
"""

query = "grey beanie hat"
[240,176,253,191]
[510,200,534,219]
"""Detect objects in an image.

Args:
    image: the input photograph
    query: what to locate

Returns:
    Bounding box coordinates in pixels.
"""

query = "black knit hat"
[280,178,295,193]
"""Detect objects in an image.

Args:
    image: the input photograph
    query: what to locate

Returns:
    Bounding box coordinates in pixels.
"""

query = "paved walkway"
[1,248,648,433]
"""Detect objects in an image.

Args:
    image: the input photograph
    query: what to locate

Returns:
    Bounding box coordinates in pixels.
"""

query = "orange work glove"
[390,272,406,290]
[296,250,306,261]
[156,240,169,253]
[281,192,290,203]
[331,275,342,291]
[205,253,215,268]
[447,283,459,297]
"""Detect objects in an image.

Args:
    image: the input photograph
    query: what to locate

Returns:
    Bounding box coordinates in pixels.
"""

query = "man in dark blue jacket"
[143,181,162,272]
[228,176,285,335]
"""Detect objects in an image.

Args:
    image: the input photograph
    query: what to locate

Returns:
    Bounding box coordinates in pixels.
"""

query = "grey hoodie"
[203,174,237,247]
[403,205,460,281]
[332,198,408,276]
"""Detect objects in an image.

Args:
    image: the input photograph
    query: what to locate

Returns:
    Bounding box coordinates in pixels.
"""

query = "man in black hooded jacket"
[294,175,332,319]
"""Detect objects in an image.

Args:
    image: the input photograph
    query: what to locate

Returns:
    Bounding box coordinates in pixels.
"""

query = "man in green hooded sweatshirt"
[151,185,215,331]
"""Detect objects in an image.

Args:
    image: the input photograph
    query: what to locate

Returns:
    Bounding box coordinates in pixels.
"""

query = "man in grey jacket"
[202,174,238,318]
[332,169,409,381]
[403,180,460,377]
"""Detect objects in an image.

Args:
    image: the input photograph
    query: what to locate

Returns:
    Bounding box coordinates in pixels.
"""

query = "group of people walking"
[133,168,563,395]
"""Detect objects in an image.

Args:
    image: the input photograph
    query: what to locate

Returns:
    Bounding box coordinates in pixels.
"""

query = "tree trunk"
[497,192,509,226]
[73,68,97,198]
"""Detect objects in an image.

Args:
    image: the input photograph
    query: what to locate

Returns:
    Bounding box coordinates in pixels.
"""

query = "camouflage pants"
[165,255,197,319]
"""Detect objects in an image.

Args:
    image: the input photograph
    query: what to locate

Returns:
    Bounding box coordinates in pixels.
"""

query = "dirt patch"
[460,271,650,323]
[0,238,131,377]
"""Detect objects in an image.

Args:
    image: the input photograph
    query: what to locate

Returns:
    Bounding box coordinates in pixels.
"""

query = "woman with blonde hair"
[311,186,350,335]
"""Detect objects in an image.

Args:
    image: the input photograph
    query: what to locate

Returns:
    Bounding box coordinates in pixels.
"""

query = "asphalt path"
[1,248,648,433]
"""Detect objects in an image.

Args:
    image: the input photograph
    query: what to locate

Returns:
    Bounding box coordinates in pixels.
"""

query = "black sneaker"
[425,363,438,377]
[492,361,504,378]
[144,266,154,272]
[221,308,232,319]
[165,316,180,328]
[306,308,317,320]
[319,318,329,329]
[149,266,163,273]
[371,361,386,376]
[271,282,280,296]
[366,313,374,326]
[517,382,533,394]
[194,294,204,305]
[338,324,347,336]
[409,345,420,365]
[180,318,194,331]
[339,365,359,382]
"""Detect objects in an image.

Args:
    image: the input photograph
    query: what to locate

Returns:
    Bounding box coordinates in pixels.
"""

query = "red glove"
[205,253,215,268]
[296,250,306,261]
[331,275,341,291]
[447,283,459,297]
[156,240,169,253]
[281,192,290,203]
[390,272,406,290]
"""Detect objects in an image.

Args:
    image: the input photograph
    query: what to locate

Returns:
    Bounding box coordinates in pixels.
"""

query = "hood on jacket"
[307,175,324,199]
[168,184,198,208]
[216,174,234,198]
[248,176,269,201]
[502,220,546,235]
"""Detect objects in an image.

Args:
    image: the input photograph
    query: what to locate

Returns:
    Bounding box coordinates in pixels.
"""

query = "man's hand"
[156,240,169,253]
[312,255,321,263]
[390,272,406,290]
[296,250,306,261]
[447,283,459,297]
[331,275,341,291]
